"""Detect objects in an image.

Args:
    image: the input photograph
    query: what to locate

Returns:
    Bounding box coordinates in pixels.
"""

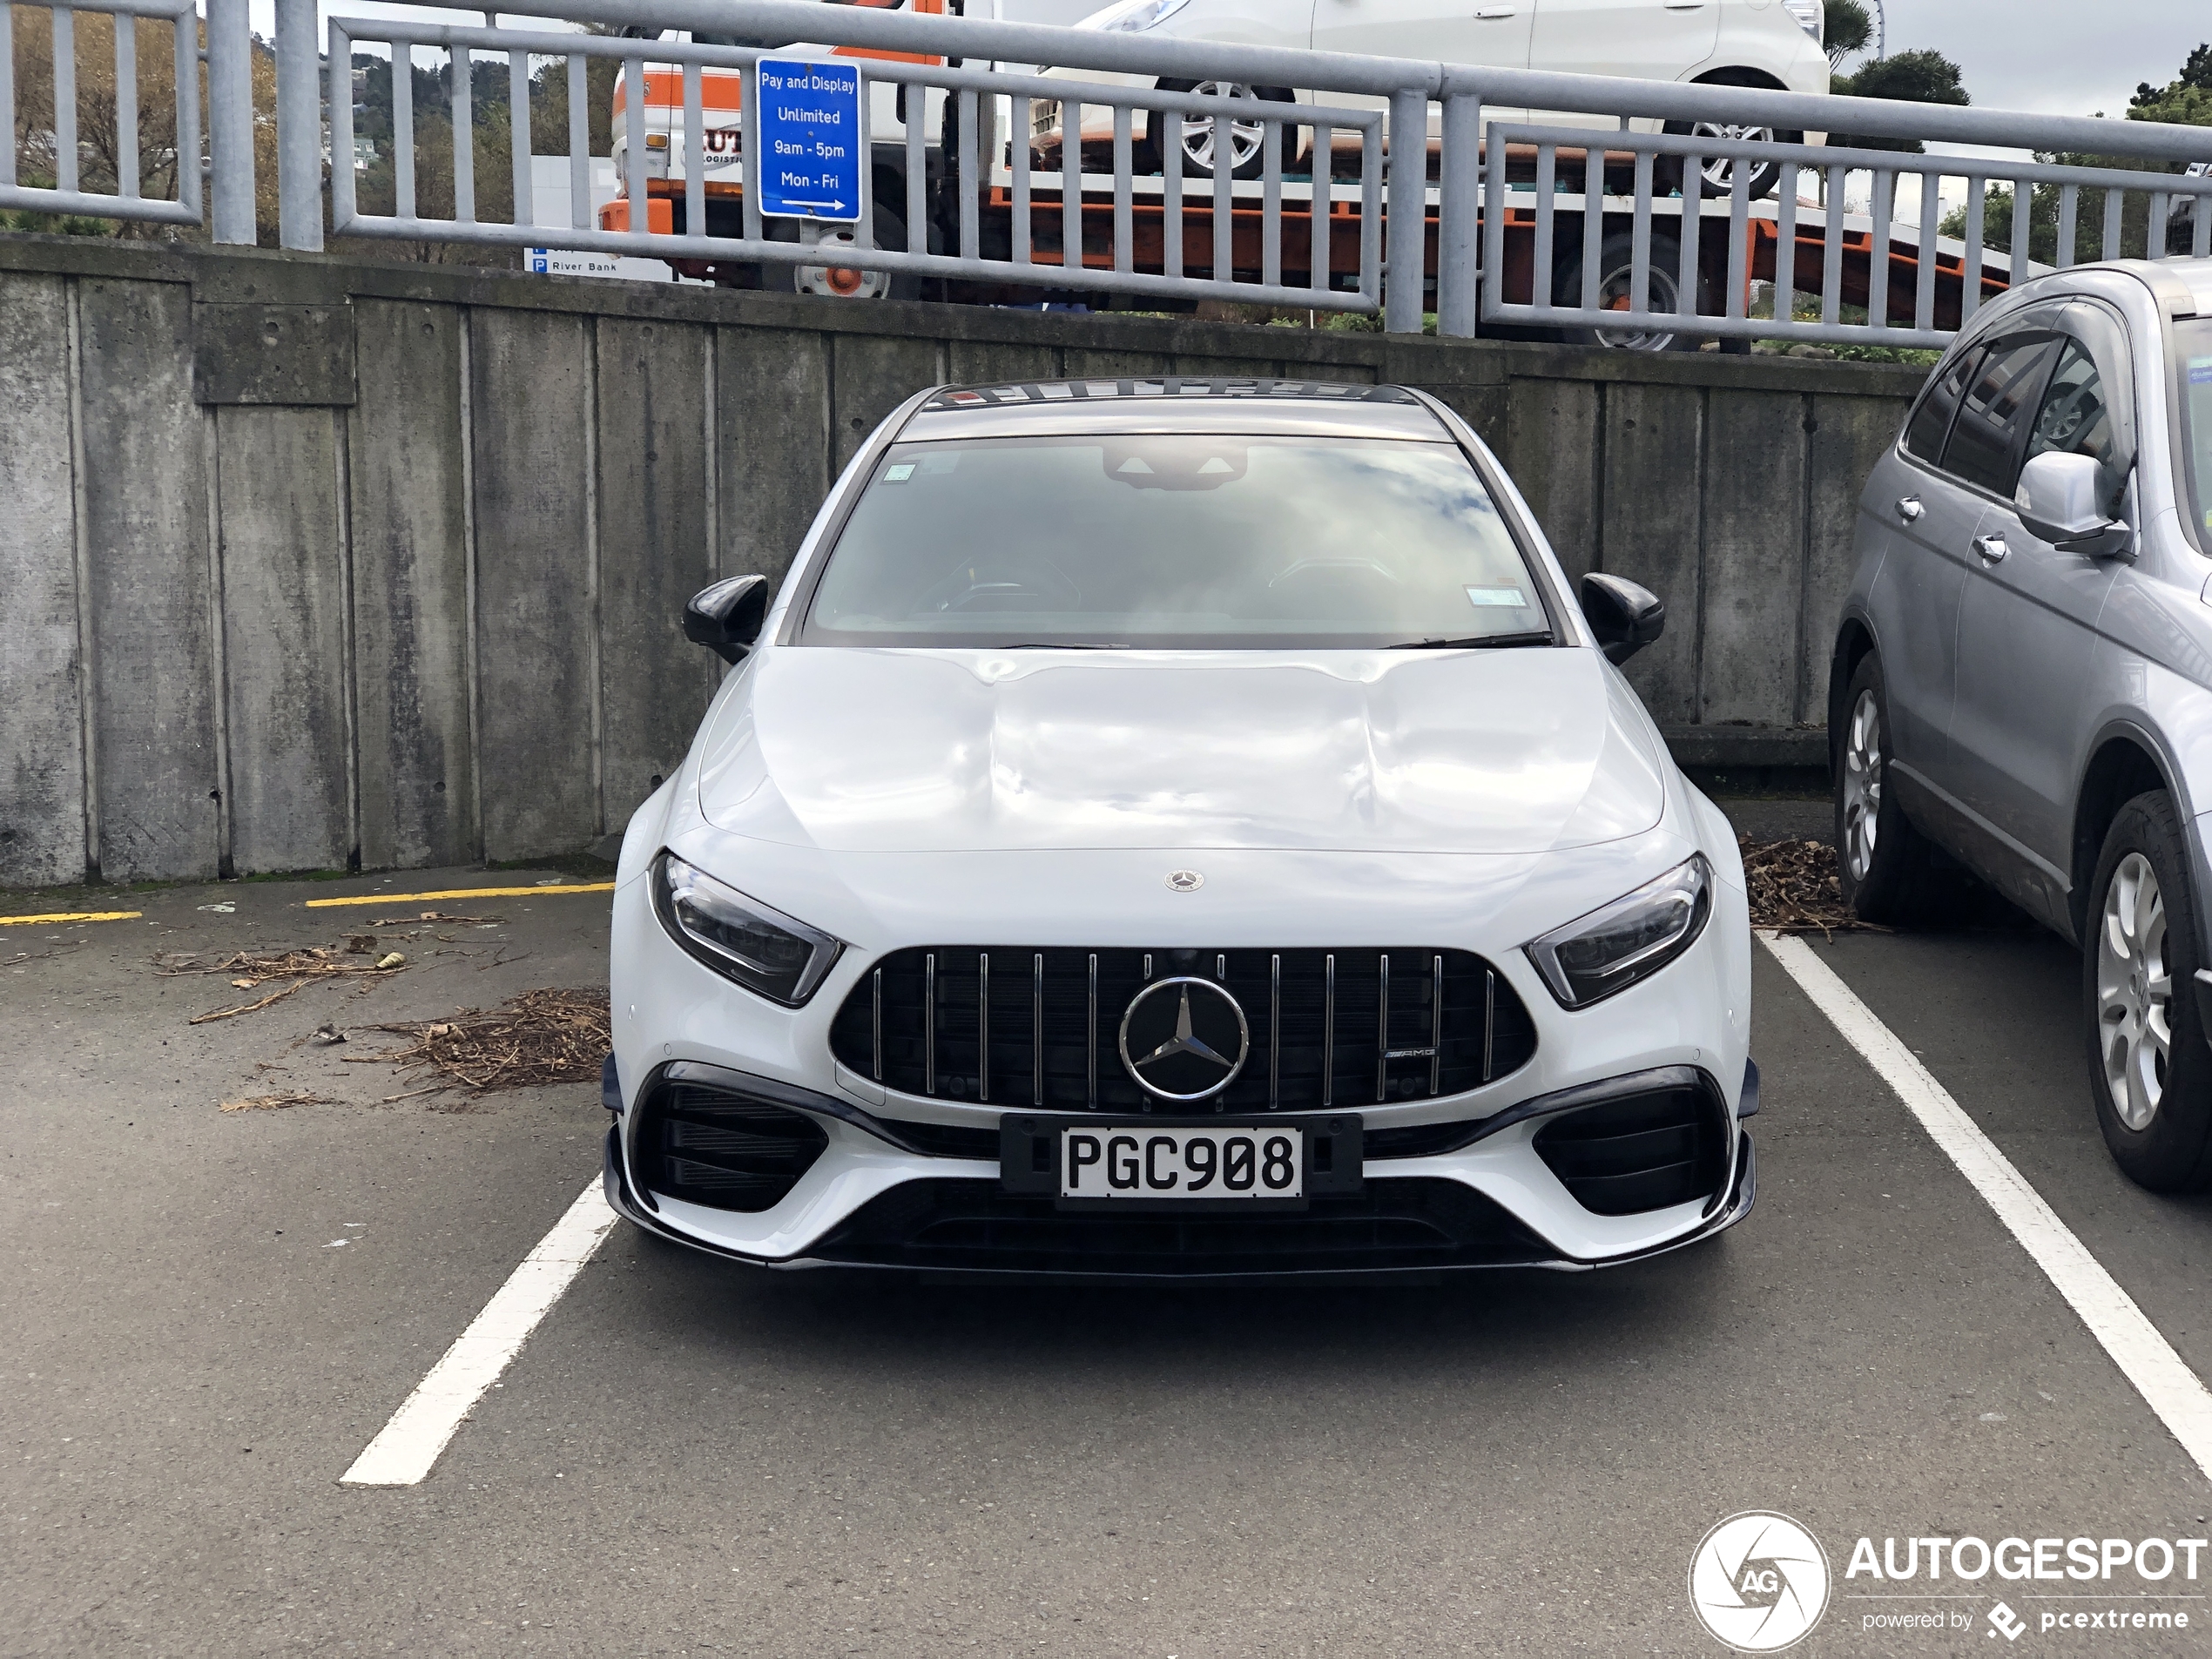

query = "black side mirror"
[683,575,771,664]
[1579,573,1665,666]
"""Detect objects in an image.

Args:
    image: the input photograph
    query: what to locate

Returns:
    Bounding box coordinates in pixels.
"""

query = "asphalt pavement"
[7,813,2212,1656]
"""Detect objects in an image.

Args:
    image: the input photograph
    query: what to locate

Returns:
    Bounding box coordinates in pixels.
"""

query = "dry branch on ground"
[347,988,610,1097]
[1739,834,1886,937]
[219,1091,337,1113]
[154,946,408,1023]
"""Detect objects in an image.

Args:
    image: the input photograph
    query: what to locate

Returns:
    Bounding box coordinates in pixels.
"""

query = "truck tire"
[1551,229,1704,352]
[758,206,924,302]
[2083,791,2212,1191]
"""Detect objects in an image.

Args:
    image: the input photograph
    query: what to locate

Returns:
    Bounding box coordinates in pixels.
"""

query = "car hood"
[694,646,1668,856]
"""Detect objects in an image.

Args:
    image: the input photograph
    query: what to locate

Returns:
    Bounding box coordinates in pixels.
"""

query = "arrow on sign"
[783,199,850,212]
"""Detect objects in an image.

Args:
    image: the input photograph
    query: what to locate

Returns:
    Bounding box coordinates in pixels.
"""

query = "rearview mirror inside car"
[1579,573,1666,666]
[2015,450,2132,557]
[683,575,772,664]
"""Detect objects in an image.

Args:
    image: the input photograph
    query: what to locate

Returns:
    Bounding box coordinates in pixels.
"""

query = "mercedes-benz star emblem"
[1117,976,1250,1102]
[1164,869,1204,893]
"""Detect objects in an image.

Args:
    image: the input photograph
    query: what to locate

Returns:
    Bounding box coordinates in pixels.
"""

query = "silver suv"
[1829,256,2212,1190]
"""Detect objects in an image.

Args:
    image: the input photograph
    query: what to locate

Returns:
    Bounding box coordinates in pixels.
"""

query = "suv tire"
[2084,791,2212,1191]
[1833,653,1946,923]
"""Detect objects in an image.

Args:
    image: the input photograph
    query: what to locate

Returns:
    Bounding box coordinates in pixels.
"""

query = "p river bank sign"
[756,58,862,221]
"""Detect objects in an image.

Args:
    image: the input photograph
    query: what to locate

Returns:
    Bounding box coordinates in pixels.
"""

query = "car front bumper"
[598,1099,1756,1284]
[606,817,1755,1278]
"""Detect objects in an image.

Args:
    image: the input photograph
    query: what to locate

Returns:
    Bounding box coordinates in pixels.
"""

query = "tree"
[1949,44,2212,264]
[2132,42,2212,108]
[1829,49,1969,154]
[4,10,239,237]
[342,37,620,263]
[1823,0,1873,71]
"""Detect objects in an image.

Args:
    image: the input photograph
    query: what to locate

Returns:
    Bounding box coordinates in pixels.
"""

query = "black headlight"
[651,852,844,1006]
[1524,854,1713,1009]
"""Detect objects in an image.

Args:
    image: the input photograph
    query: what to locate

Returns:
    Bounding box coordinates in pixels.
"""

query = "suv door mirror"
[684,575,772,664]
[2015,450,2132,556]
[1579,573,1665,665]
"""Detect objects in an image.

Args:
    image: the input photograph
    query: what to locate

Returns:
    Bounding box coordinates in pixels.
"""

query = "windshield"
[799,433,1554,650]
[2182,320,2212,548]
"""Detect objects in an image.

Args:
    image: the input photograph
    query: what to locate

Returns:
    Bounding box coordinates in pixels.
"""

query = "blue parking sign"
[755,58,863,222]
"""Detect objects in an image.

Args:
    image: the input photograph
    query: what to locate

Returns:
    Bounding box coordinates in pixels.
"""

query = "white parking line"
[1762,932,2212,1487]
[341,1179,617,1487]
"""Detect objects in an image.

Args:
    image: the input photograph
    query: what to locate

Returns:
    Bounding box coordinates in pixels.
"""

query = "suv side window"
[1941,335,2063,496]
[1903,345,1982,465]
[2023,340,2122,513]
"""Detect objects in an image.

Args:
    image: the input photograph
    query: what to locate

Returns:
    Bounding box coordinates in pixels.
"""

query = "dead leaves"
[1740,834,1887,938]
[347,988,610,1098]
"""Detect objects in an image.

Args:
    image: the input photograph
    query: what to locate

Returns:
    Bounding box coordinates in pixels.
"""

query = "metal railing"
[1483,126,2212,349]
[324,17,1393,313]
[0,0,202,226]
[12,0,2212,344]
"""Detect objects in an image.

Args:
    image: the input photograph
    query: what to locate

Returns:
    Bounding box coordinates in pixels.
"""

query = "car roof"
[898,378,1457,441]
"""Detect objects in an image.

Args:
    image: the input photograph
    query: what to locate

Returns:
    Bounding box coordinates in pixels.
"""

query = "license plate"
[1060,1125,1304,1200]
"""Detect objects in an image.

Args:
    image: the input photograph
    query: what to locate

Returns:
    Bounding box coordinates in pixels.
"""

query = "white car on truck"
[1042,0,1831,189]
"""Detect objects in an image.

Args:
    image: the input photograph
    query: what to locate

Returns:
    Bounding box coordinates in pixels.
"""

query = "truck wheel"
[759,207,923,302]
[1832,653,1946,924]
[1551,230,1703,351]
[2084,791,2212,1191]
[1146,82,1291,182]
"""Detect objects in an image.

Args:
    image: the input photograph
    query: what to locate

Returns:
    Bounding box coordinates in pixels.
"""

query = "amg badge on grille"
[1118,977,1250,1102]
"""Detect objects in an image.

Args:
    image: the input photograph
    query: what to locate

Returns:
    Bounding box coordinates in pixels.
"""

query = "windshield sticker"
[1467,585,1529,608]
[2190,356,2212,383]
[883,462,916,482]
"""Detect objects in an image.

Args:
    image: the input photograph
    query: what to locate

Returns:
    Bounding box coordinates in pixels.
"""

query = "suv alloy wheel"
[2085,791,2212,1190]
[1832,653,1946,923]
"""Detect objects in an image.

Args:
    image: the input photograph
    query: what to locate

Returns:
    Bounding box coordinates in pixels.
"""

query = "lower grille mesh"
[1533,1083,1730,1216]
[804,1177,1554,1275]
[829,946,1534,1111]
[633,1081,828,1212]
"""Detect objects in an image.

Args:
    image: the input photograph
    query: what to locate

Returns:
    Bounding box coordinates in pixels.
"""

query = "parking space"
[9,834,2212,1654]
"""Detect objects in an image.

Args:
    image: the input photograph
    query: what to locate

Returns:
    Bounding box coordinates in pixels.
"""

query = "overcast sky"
[1883,0,2205,118]
[260,0,2210,122]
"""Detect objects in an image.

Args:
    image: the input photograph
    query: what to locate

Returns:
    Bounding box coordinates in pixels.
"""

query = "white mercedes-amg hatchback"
[603,377,1755,1281]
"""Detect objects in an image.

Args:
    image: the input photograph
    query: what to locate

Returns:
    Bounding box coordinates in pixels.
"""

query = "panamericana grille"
[633,1079,829,1212]
[828,947,1534,1112]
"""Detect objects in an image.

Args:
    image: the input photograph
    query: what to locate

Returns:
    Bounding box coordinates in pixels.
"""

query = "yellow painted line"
[304,883,615,909]
[0,910,143,926]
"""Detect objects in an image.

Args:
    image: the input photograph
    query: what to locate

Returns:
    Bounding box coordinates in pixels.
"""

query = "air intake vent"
[1533,1082,1729,1216]
[828,947,1534,1111]
[632,1080,828,1212]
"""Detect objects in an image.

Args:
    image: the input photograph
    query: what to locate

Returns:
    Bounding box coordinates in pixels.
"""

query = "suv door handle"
[1973,533,2009,563]
[1895,496,1923,523]
[1474,5,1516,15]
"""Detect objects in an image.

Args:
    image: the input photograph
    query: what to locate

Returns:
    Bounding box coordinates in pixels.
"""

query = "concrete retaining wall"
[0,235,1924,888]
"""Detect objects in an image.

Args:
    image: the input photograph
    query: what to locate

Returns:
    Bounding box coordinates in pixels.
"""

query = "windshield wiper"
[1384,631,1554,651]
[995,642,1130,650]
